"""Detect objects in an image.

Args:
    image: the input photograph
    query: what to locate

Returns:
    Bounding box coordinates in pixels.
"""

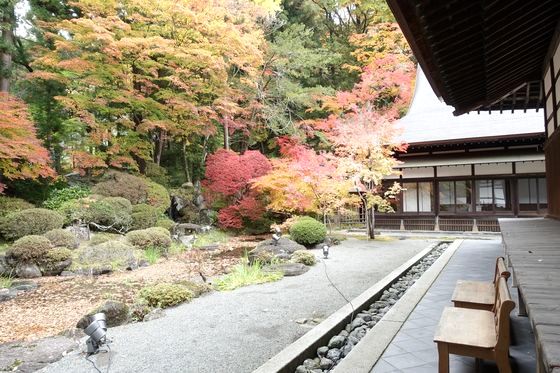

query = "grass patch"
[0,275,13,289]
[168,242,187,256]
[214,261,283,291]
[193,230,229,248]
[144,246,161,265]
[0,241,10,254]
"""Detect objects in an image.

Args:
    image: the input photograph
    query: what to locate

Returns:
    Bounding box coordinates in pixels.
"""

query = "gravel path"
[40,238,434,373]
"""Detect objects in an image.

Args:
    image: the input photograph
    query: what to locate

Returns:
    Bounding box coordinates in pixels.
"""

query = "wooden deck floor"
[499,218,560,373]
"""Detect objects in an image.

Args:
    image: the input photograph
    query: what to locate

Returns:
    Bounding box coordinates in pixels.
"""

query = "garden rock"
[77,300,129,329]
[74,241,136,273]
[15,262,42,278]
[317,346,329,357]
[326,348,341,361]
[0,255,12,276]
[143,308,166,322]
[320,357,334,370]
[266,263,309,277]
[41,258,72,276]
[10,280,37,292]
[0,288,15,302]
[248,237,305,264]
[328,335,346,349]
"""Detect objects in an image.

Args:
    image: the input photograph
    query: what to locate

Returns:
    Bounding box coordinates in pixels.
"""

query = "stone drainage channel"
[294,241,450,373]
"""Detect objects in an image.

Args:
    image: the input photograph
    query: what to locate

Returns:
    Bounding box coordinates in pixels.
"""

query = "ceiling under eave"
[387,0,560,115]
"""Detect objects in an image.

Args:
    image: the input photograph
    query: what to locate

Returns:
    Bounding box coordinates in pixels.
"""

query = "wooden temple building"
[385,1,560,372]
[374,68,547,232]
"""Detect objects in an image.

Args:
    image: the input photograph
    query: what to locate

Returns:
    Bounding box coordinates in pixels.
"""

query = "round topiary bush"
[291,250,317,266]
[155,217,175,232]
[7,235,53,262]
[126,227,172,250]
[92,172,150,205]
[0,196,34,217]
[92,172,170,213]
[130,204,160,231]
[44,229,78,249]
[0,208,64,240]
[39,247,73,275]
[139,283,194,308]
[84,199,132,231]
[289,217,327,246]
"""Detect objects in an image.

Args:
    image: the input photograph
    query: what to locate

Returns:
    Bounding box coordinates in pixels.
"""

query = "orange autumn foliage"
[0,94,55,191]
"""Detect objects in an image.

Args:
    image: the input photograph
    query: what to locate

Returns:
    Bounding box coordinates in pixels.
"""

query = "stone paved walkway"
[371,239,536,373]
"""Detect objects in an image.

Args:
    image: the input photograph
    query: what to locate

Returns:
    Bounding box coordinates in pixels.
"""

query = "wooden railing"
[333,212,502,233]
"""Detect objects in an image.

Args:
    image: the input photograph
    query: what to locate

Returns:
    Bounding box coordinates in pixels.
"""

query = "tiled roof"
[397,67,545,145]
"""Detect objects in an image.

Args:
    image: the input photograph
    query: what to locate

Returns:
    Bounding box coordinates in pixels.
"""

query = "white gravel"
[39,238,434,373]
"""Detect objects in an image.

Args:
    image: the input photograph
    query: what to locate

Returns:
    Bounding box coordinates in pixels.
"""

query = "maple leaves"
[0,93,55,191]
[203,149,271,229]
[29,0,267,172]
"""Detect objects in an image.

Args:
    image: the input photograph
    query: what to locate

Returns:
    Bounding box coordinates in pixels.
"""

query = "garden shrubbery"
[92,172,170,213]
[7,235,52,262]
[126,227,172,250]
[42,186,90,210]
[39,247,72,275]
[139,283,194,308]
[291,250,316,266]
[0,208,64,240]
[57,197,133,231]
[130,204,160,231]
[289,217,327,246]
[44,229,78,249]
[155,217,175,232]
[0,196,34,217]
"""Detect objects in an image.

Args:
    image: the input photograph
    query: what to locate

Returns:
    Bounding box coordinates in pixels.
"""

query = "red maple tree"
[203,149,271,229]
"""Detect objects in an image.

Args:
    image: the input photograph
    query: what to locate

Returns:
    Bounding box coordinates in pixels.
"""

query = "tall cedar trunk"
[366,206,375,239]
[223,121,230,150]
[181,140,192,183]
[155,128,166,166]
[1,4,14,92]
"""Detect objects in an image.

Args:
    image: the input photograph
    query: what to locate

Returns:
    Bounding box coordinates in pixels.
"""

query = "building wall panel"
[437,165,471,177]
[516,161,546,174]
[401,167,434,179]
[474,163,512,175]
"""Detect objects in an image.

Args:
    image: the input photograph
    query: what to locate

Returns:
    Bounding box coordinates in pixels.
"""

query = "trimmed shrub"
[289,217,327,246]
[146,181,170,214]
[139,283,194,308]
[291,250,316,266]
[101,197,133,214]
[126,227,172,250]
[0,208,64,240]
[93,172,149,205]
[85,199,132,231]
[0,196,34,217]
[44,229,78,249]
[130,204,160,231]
[155,217,175,232]
[92,172,170,213]
[39,248,73,275]
[43,186,90,210]
[7,235,52,262]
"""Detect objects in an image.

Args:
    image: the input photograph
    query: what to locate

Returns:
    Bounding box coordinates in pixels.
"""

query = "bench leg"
[496,349,512,373]
[437,343,449,373]
[517,288,527,317]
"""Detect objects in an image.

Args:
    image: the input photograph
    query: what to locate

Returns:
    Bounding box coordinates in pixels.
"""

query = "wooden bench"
[434,277,516,373]
[451,256,510,311]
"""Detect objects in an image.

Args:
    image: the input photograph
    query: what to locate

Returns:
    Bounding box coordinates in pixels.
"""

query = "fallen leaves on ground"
[0,235,264,344]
